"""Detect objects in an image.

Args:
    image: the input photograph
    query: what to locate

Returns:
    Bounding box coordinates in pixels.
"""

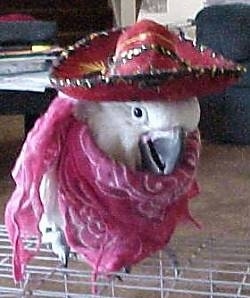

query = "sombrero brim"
[50,23,244,101]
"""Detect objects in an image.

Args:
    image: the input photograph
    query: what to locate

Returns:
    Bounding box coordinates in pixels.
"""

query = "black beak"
[139,127,185,175]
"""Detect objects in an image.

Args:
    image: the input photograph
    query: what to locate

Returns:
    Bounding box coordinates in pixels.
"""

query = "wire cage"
[0,224,249,298]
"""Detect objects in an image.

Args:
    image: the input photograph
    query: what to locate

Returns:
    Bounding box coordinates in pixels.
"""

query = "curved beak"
[139,127,185,175]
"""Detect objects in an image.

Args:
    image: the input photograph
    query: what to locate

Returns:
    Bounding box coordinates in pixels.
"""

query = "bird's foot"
[115,266,132,281]
[165,247,181,278]
[42,226,70,267]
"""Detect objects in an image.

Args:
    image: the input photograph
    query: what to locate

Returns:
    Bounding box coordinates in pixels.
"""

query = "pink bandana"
[5,95,200,282]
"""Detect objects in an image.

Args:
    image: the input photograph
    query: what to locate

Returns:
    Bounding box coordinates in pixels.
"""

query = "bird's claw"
[42,226,70,267]
[115,266,132,281]
[165,247,181,278]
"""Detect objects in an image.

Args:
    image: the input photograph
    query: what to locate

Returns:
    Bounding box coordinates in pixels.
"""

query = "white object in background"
[110,0,137,26]
[204,0,250,6]
[0,71,50,92]
[138,0,203,25]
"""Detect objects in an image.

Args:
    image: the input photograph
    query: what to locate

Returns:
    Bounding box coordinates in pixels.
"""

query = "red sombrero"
[50,19,244,101]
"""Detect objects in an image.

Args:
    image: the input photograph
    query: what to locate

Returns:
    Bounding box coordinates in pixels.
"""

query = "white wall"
[205,0,250,5]
[167,0,204,23]
[138,0,204,25]
[110,0,205,26]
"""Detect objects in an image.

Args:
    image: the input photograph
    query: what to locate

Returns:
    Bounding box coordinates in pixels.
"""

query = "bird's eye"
[131,106,148,123]
[133,107,143,118]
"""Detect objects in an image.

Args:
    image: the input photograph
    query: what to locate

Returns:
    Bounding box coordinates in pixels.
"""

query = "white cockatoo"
[5,20,242,290]
[38,97,200,266]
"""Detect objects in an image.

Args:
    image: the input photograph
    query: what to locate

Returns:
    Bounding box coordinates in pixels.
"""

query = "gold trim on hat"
[118,31,175,52]
[79,61,106,75]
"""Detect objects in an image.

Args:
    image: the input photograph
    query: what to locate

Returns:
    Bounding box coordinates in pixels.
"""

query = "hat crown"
[115,20,175,55]
[109,20,181,76]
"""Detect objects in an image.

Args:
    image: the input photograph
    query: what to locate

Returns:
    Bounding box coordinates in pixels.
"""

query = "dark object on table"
[0,21,57,45]
[195,4,250,144]
[0,88,57,133]
[0,2,113,46]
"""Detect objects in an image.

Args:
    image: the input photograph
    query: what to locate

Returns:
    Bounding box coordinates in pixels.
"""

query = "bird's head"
[74,97,200,175]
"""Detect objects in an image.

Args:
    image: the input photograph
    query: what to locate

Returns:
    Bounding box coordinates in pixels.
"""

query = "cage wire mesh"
[0,224,249,297]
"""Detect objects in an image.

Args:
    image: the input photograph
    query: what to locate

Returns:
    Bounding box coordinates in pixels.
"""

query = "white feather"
[74,97,200,170]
